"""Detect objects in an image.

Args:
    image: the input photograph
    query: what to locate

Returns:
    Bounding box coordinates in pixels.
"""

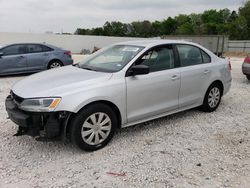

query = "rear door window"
[177,45,203,67]
[27,44,44,53]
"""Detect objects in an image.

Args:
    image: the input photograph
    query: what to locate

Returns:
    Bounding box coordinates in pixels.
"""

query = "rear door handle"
[171,75,179,81]
[204,70,210,74]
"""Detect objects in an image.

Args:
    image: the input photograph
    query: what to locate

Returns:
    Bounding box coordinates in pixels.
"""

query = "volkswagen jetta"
[5,40,232,151]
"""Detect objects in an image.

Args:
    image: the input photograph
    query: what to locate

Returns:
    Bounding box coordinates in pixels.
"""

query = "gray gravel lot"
[0,57,249,188]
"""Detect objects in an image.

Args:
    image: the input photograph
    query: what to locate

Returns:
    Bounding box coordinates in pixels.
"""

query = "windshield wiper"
[83,67,95,71]
[81,66,97,71]
[73,64,96,71]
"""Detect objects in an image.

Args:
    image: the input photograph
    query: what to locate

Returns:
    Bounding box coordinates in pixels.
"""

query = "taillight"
[64,51,71,57]
[243,56,250,64]
[228,58,232,71]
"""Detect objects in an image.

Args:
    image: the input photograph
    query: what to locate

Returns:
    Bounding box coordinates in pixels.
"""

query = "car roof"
[0,43,61,50]
[115,39,200,48]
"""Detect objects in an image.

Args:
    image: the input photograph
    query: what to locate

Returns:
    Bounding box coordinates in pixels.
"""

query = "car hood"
[12,66,113,98]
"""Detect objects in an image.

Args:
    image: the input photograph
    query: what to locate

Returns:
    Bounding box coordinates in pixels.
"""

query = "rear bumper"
[5,95,71,139]
[242,63,250,75]
[224,80,231,95]
[63,59,74,65]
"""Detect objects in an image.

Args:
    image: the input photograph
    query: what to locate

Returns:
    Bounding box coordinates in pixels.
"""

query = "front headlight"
[19,97,61,112]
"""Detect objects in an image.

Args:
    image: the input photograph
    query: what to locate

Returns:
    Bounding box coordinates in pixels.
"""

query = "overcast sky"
[0,0,244,34]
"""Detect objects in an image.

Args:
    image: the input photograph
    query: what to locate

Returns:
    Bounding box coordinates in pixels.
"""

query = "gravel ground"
[0,57,249,188]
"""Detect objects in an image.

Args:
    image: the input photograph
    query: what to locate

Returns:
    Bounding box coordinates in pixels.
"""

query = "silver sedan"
[6,40,232,151]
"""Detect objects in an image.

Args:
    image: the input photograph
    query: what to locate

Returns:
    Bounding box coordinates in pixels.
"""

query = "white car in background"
[6,40,232,151]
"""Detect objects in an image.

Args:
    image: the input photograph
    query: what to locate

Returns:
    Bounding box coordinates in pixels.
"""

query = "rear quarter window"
[201,50,211,63]
[41,45,53,52]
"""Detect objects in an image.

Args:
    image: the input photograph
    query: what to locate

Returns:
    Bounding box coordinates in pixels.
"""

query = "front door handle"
[204,70,210,74]
[171,75,179,81]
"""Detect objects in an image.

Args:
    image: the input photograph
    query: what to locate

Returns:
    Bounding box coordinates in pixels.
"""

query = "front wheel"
[70,103,117,151]
[247,75,250,80]
[201,83,222,112]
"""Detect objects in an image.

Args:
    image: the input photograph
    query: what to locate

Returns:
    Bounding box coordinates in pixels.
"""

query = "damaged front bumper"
[5,95,71,141]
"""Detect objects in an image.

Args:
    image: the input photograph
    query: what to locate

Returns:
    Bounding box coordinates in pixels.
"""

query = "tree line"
[75,1,250,40]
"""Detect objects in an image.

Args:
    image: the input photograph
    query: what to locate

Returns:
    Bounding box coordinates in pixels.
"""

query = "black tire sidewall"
[70,103,117,151]
[247,75,250,80]
[48,61,63,69]
[202,83,222,112]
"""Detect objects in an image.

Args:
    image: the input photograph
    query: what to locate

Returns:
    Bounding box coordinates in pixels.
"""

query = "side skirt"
[121,104,201,128]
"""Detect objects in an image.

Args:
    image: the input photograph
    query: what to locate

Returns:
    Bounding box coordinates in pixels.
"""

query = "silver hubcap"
[81,112,112,145]
[50,62,61,68]
[208,87,220,108]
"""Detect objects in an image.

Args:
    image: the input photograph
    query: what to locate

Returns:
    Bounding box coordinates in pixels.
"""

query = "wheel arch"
[209,80,224,95]
[47,59,63,69]
[203,79,224,104]
[65,100,122,138]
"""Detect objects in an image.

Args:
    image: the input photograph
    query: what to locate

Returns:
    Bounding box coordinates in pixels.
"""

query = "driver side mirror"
[128,65,150,76]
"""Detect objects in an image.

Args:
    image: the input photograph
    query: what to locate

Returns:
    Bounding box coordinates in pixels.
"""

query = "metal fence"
[228,41,250,53]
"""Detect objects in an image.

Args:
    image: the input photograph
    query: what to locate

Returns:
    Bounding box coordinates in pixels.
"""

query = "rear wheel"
[247,75,250,80]
[201,83,222,112]
[48,60,63,69]
[70,103,117,151]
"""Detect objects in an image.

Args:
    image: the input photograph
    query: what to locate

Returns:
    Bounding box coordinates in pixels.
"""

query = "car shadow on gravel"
[111,108,203,145]
[0,73,33,78]
[114,108,200,140]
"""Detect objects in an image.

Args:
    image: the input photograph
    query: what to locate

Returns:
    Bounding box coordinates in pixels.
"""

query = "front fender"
[54,78,127,124]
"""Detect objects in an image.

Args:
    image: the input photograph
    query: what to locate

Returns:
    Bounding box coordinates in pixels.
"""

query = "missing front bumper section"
[5,95,71,140]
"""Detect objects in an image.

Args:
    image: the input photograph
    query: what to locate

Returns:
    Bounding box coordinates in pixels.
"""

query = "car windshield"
[77,45,144,72]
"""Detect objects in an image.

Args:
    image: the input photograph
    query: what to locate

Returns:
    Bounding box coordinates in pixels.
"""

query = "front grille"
[10,91,24,104]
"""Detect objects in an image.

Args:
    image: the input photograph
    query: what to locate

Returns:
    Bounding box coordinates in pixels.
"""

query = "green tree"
[131,20,153,37]
[74,4,250,40]
[151,21,162,36]
[91,27,104,35]
[190,13,204,34]
[174,14,194,35]
[161,17,177,35]
[175,23,194,35]
[229,11,238,22]
[229,16,248,39]
[202,10,223,24]
[219,9,231,23]
[102,21,112,36]
[239,0,250,38]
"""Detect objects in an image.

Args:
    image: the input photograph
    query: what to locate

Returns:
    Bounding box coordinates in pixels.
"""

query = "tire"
[70,103,117,151]
[201,83,222,112]
[247,75,250,80]
[48,60,63,69]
